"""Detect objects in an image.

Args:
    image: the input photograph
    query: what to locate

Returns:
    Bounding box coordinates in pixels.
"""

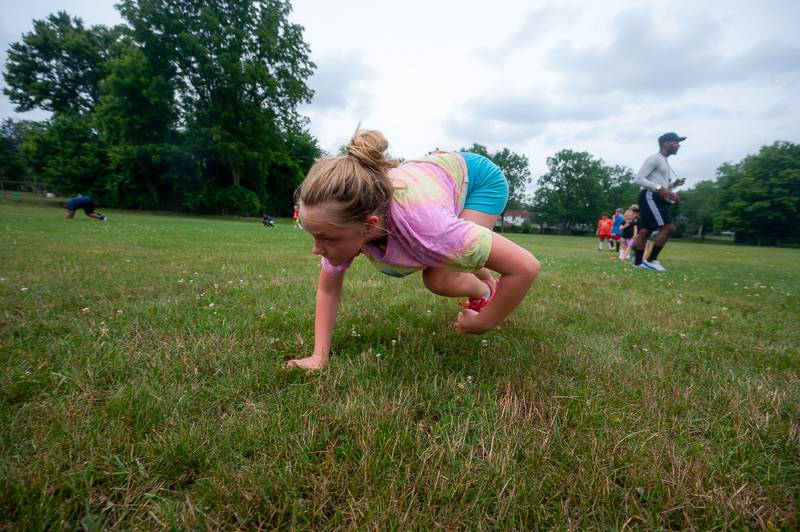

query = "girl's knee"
[526,254,541,280]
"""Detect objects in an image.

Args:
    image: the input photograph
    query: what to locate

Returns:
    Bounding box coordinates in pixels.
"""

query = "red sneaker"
[462,279,496,312]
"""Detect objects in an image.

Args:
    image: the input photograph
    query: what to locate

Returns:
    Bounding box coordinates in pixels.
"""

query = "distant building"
[499,209,532,227]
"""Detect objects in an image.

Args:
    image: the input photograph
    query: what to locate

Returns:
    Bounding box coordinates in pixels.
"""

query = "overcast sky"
[2,0,799,190]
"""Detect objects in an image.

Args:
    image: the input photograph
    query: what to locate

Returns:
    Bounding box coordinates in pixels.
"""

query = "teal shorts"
[460,152,509,215]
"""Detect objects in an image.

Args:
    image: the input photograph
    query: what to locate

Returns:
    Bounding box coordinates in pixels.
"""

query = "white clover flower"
[82,307,91,312]
[116,310,124,315]
[20,287,29,292]
[208,303,215,308]
[178,278,185,283]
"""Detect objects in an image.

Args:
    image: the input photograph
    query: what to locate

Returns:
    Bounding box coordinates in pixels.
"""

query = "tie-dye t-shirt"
[321,152,494,278]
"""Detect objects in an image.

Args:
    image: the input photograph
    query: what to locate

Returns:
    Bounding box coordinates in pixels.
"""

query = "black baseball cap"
[658,132,686,144]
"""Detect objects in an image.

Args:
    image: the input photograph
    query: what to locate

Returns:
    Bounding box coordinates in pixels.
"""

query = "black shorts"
[637,189,672,231]
[67,197,96,214]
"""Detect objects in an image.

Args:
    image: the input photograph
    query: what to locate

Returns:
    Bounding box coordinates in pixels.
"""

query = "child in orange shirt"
[596,212,613,251]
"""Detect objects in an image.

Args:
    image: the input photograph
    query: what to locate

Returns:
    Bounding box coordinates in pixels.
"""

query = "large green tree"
[5,2,319,214]
[0,119,32,180]
[3,12,121,114]
[117,0,317,213]
[674,180,719,238]
[714,141,800,243]
[18,113,107,196]
[96,44,183,209]
[532,149,625,231]
[460,143,532,208]
[603,164,639,212]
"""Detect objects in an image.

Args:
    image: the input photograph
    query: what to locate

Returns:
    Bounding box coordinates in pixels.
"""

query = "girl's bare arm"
[285,269,344,370]
[456,233,540,334]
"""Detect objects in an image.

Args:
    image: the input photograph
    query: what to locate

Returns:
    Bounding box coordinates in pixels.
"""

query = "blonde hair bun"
[298,126,399,225]
[346,128,394,175]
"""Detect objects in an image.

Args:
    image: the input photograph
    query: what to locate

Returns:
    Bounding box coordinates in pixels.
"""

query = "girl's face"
[301,204,370,266]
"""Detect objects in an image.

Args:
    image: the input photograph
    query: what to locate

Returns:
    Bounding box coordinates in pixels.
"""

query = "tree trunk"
[231,165,241,187]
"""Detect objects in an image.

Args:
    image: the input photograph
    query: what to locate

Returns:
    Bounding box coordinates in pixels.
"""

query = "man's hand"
[673,178,686,187]
[285,355,327,371]
[658,187,680,204]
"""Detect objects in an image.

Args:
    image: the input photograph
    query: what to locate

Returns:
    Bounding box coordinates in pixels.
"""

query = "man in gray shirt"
[632,132,687,272]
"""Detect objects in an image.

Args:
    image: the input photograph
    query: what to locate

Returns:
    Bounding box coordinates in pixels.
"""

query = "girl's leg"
[422,208,498,300]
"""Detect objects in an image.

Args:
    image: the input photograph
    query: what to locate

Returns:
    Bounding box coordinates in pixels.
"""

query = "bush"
[215,186,261,216]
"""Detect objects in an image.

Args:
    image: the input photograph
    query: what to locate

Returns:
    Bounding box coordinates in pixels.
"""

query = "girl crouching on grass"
[285,128,541,370]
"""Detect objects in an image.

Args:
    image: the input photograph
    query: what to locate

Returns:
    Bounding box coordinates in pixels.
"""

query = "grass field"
[1,201,798,529]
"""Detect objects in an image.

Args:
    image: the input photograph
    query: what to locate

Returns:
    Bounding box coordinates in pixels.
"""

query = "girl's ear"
[363,214,381,234]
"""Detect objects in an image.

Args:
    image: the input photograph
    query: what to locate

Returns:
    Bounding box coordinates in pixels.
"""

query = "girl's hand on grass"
[285,355,327,371]
[456,308,489,335]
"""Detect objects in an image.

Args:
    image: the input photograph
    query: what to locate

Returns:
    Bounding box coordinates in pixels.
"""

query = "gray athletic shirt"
[635,153,675,192]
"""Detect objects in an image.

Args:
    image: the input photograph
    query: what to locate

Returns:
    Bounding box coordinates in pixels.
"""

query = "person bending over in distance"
[285,127,541,371]
[62,194,107,221]
[632,132,687,272]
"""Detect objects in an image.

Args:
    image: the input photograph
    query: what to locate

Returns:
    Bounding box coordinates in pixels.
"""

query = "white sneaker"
[642,260,667,272]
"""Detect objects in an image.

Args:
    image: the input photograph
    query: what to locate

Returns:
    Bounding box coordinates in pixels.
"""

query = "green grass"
[1,202,798,529]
